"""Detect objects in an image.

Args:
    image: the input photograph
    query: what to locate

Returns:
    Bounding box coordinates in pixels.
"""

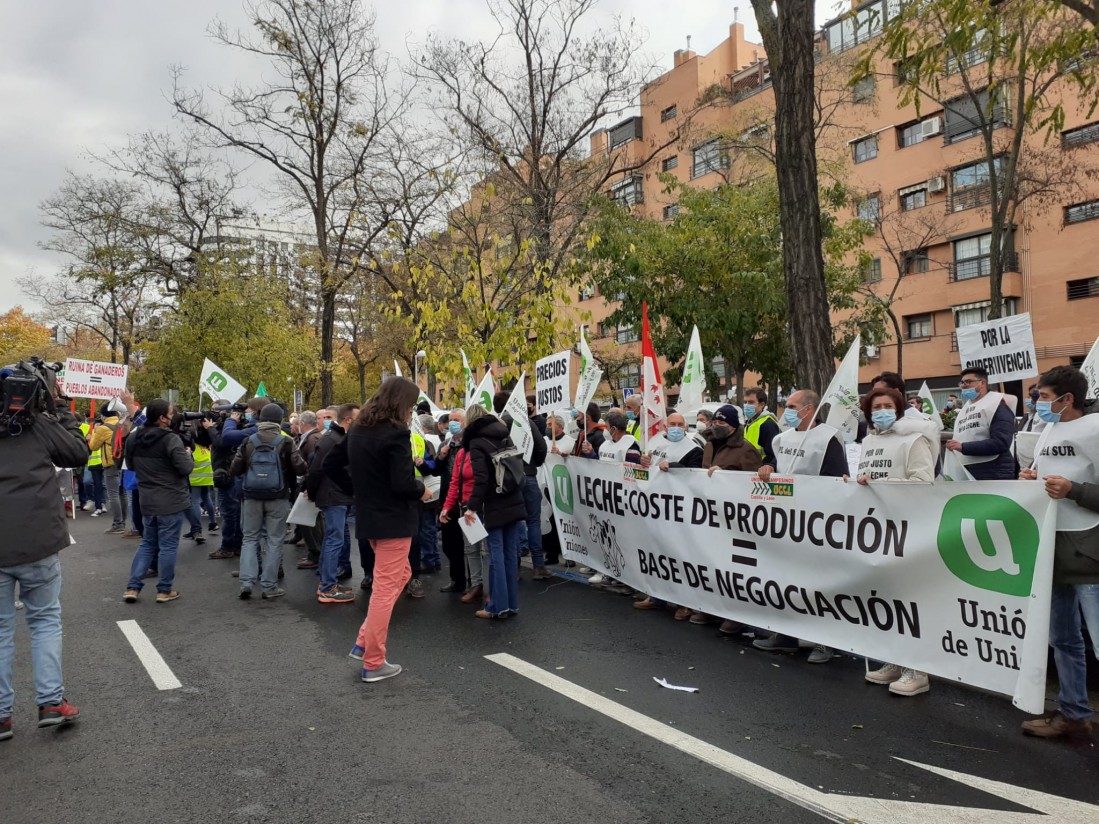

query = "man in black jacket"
[305,403,358,604]
[122,400,194,604]
[0,401,90,737]
[493,391,551,580]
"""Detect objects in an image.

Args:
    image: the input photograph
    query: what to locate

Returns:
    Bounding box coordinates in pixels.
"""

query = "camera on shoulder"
[0,357,66,438]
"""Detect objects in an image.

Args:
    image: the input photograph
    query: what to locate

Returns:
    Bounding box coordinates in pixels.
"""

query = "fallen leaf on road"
[687,666,696,670]
[852,724,864,730]
[771,663,780,668]
[614,688,628,693]
[556,666,565,670]
[308,727,315,732]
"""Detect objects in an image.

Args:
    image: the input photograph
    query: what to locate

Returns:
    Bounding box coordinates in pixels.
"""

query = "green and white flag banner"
[199,358,247,404]
[546,455,1057,713]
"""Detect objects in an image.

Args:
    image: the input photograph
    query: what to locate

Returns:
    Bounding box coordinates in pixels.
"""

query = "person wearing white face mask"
[1018,365,1099,740]
[856,386,937,696]
[694,409,714,436]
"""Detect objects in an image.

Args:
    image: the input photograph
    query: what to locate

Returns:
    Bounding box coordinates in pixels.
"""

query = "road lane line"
[117,620,182,690]
[485,652,1099,824]
[485,652,852,823]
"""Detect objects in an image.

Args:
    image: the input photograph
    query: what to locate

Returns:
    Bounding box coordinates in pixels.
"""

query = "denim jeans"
[1078,583,1099,661]
[240,497,291,593]
[130,486,143,534]
[191,487,216,529]
[89,465,105,510]
[104,465,125,529]
[76,467,89,506]
[485,520,521,616]
[0,555,64,716]
[1049,584,1094,721]
[218,477,243,551]
[127,511,185,593]
[319,505,349,591]
[463,530,486,589]
[419,509,440,568]
[522,475,545,567]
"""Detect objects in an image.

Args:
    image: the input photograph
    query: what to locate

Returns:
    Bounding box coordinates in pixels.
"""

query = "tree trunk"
[735,368,746,405]
[751,0,834,392]
[319,287,336,406]
[888,308,903,379]
[357,360,368,405]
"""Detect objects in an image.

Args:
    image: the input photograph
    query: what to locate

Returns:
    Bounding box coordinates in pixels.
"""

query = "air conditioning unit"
[865,345,880,359]
[920,116,943,137]
[927,175,946,193]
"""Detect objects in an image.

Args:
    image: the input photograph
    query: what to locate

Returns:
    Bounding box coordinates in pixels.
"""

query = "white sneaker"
[889,669,930,696]
[588,573,605,584]
[578,566,593,574]
[865,663,904,684]
[807,645,833,664]
[80,502,92,512]
[90,509,103,517]
[14,600,23,610]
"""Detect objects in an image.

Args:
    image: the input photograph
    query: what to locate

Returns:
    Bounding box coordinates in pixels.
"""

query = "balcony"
[947,251,1019,282]
[730,62,772,102]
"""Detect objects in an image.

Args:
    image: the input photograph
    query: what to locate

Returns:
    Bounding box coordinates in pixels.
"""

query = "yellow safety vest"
[410,432,426,478]
[190,445,214,487]
[744,412,777,457]
[626,419,640,437]
[83,423,102,467]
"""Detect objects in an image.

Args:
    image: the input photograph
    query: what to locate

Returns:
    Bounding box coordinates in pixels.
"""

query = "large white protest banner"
[505,372,534,462]
[547,455,1056,712]
[955,313,1038,383]
[534,350,571,415]
[199,358,248,404]
[61,358,129,401]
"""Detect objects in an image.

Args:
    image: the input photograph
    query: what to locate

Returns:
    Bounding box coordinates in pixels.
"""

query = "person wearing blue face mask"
[209,396,268,560]
[944,367,1016,480]
[641,412,703,472]
[855,386,937,696]
[1019,365,1099,740]
[741,387,781,467]
[1021,383,1047,433]
[623,395,642,438]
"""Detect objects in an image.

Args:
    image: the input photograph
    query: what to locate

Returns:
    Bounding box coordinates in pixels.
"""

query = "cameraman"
[207,397,265,560]
[1,388,90,735]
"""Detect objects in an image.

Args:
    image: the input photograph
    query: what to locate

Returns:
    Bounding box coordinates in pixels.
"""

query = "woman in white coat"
[857,386,937,696]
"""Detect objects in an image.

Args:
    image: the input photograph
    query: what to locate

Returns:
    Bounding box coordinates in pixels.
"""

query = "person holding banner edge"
[944,367,1016,481]
[1018,365,1099,740]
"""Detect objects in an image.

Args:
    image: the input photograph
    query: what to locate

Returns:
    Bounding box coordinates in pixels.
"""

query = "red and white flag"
[640,302,667,450]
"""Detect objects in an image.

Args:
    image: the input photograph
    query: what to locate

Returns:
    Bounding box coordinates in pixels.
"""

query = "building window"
[952,233,992,281]
[1062,121,1099,148]
[1067,277,1099,299]
[949,157,1004,212]
[906,314,933,339]
[897,114,943,148]
[853,135,878,164]
[824,0,899,54]
[861,258,883,283]
[661,156,679,172]
[903,249,930,274]
[1065,199,1099,225]
[899,185,927,211]
[610,362,642,390]
[596,322,612,339]
[691,139,728,178]
[660,104,678,122]
[954,298,1018,328]
[578,283,596,301]
[857,194,881,222]
[608,116,643,150]
[616,324,640,344]
[609,175,644,207]
[944,89,1008,144]
[853,75,875,103]
[662,204,680,220]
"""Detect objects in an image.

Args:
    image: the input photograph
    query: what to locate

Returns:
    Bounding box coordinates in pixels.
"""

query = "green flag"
[255,381,268,398]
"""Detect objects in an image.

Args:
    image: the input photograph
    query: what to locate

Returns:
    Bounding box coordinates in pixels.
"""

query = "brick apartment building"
[577,4,1099,407]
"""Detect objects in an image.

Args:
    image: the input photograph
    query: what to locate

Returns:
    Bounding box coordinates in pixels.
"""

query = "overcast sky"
[0,0,843,314]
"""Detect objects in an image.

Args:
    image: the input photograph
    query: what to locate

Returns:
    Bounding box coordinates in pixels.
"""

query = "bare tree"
[748,0,835,392]
[33,175,161,364]
[417,0,670,289]
[173,0,416,404]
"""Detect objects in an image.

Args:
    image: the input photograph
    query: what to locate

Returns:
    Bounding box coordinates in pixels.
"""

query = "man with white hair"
[546,412,576,455]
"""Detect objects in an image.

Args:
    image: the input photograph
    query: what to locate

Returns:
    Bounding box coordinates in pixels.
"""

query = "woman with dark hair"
[462,404,527,619]
[342,377,427,682]
[856,386,936,696]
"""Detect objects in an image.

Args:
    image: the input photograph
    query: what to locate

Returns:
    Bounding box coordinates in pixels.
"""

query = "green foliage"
[133,258,318,408]
[582,176,881,393]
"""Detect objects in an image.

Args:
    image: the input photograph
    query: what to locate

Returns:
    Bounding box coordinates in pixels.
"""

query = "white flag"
[393,359,404,378]
[474,369,496,412]
[575,327,604,414]
[461,349,477,407]
[821,335,861,443]
[199,358,247,404]
[505,372,534,462]
[917,381,939,417]
[678,325,705,413]
[1082,336,1099,400]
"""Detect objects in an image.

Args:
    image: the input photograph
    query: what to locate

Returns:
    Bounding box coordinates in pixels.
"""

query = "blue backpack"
[242,433,285,499]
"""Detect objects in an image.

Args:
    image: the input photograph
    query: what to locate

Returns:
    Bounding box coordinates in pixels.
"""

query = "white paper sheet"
[286,492,320,527]
[459,512,489,544]
[653,677,699,693]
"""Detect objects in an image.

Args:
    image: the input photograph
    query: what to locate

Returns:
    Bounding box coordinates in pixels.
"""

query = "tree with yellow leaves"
[0,307,53,365]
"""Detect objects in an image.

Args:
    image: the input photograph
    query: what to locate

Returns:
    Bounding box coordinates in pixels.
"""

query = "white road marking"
[117,620,182,690]
[486,652,1099,824]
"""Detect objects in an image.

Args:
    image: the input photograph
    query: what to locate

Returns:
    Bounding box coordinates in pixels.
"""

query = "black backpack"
[490,443,525,496]
[242,433,285,499]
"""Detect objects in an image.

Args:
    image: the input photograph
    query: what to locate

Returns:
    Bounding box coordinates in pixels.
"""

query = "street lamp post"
[414,349,427,388]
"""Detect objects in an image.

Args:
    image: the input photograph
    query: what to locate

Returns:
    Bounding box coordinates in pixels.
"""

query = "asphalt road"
[2,512,1097,824]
